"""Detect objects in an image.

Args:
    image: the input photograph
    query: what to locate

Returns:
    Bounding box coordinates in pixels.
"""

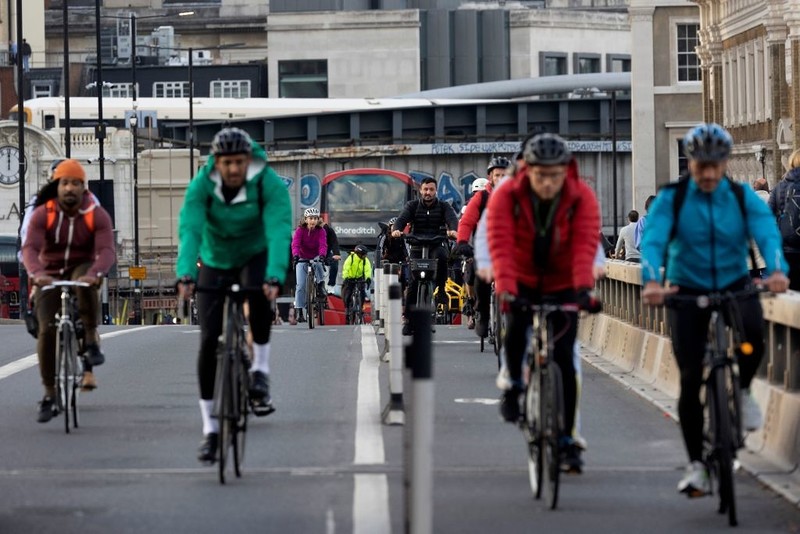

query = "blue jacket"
[641,177,788,290]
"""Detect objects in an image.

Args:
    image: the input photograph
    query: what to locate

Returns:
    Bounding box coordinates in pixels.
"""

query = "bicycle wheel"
[71,345,81,430]
[541,363,564,510]
[317,290,326,326]
[216,352,232,484]
[306,268,315,330]
[233,352,248,478]
[58,325,76,434]
[525,363,543,499]
[710,365,737,526]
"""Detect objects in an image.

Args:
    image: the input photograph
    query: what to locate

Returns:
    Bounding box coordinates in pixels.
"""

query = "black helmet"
[211,127,253,156]
[522,133,571,166]
[487,156,511,173]
[354,245,367,255]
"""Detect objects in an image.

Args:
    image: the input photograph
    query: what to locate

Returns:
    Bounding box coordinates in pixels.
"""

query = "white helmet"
[304,207,320,217]
[471,178,489,193]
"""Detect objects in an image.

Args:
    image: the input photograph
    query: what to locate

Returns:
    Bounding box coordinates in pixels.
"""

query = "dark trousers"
[34,262,99,390]
[474,276,491,326]
[326,252,339,286]
[197,251,273,400]
[667,280,764,462]
[406,244,448,308]
[785,250,800,291]
[504,286,578,439]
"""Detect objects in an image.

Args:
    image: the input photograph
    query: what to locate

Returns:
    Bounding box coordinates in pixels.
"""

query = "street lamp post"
[63,0,71,157]
[94,0,110,322]
[755,145,767,183]
[189,46,194,180]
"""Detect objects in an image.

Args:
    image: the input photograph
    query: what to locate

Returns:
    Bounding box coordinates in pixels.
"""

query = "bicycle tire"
[711,365,737,526]
[233,350,249,478]
[480,336,485,353]
[216,352,232,484]
[417,282,429,312]
[59,325,76,434]
[317,291,326,326]
[541,363,564,510]
[525,361,543,499]
[306,268,315,330]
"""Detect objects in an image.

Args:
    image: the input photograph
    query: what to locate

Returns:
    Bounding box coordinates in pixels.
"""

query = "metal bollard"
[405,308,433,534]
[378,263,391,334]
[382,283,405,425]
[373,266,383,329]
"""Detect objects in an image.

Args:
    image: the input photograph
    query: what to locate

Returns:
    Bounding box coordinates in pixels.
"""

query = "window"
[210,80,251,99]
[540,52,568,77]
[102,83,134,98]
[32,84,52,98]
[278,60,328,98]
[677,139,688,177]
[607,54,631,73]
[574,54,601,74]
[153,81,189,98]
[676,23,700,82]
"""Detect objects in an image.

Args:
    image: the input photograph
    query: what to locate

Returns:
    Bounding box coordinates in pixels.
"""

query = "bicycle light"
[740,342,754,355]
[420,271,426,279]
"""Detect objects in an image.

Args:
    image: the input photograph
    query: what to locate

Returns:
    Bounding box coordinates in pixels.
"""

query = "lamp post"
[15,0,27,314]
[63,0,71,157]
[755,145,767,183]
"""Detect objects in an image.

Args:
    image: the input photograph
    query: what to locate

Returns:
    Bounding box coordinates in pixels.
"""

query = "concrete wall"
[266,10,421,98]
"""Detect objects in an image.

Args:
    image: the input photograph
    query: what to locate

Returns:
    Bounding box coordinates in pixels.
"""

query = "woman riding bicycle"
[291,207,328,324]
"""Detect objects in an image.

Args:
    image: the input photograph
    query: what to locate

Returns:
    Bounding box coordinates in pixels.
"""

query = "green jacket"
[342,253,372,281]
[176,143,292,284]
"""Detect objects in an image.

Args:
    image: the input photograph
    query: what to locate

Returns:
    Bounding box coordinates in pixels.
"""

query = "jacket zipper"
[708,194,717,290]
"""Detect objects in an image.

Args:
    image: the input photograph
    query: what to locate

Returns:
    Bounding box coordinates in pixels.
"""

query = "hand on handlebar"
[33,274,54,287]
[641,281,678,306]
[76,274,102,287]
[759,271,789,294]
[447,230,457,240]
[391,230,402,238]
[177,276,195,300]
[456,241,474,258]
[577,289,602,314]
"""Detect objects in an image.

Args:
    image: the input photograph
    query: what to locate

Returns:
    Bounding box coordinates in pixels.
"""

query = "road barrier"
[582,260,800,482]
[382,283,405,425]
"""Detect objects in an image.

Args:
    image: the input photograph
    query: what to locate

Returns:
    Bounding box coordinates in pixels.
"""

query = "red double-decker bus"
[0,235,21,319]
[320,168,417,248]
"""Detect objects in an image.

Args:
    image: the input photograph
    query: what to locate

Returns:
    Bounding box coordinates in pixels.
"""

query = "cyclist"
[321,220,341,289]
[291,207,328,323]
[488,133,600,472]
[641,123,789,496]
[341,244,373,323]
[391,177,459,335]
[176,128,292,463]
[21,159,115,422]
[458,178,488,329]
[458,156,510,333]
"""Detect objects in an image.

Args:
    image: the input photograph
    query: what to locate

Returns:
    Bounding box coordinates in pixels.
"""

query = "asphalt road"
[0,322,797,534]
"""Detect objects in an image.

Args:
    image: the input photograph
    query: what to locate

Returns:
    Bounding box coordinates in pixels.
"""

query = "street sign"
[129,266,147,280]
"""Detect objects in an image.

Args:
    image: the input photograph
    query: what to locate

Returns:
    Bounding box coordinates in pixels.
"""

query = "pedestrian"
[321,220,341,289]
[8,41,16,65]
[768,148,800,290]
[634,195,656,250]
[21,39,31,72]
[614,210,641,263]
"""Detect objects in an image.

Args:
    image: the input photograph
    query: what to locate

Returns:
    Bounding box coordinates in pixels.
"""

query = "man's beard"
[61,195,79,208]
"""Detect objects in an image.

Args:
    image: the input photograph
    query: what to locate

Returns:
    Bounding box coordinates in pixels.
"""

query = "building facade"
[692,0,799,187]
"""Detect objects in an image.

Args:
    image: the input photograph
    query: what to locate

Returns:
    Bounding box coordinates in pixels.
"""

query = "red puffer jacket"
[487,160,600,296]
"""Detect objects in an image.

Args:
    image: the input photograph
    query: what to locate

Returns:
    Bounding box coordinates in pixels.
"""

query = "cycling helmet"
[682,123,733,162]
[522,133,572,166]
[487,156,511,173]
[387,216,398,226]
[211,127,253,156]
[354,245,367,255]
[48,158,67,181]
[471,178,489,193]
[304,207,320,218]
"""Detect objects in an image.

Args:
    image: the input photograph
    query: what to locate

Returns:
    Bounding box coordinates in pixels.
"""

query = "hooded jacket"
[176,142,292,283]
[487,159,600,296]
[292,223,327,260]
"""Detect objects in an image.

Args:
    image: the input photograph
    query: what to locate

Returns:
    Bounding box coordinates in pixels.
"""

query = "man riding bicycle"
[488,133,600,472]
[341,244,372,322]
[22,159,115,423]
[641,123,789,497]
[457,156,510,333]
[176,128,292,463]
[391,177,459,335]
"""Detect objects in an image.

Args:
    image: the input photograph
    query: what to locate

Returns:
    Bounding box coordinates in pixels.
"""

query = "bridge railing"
[597,260,800,392]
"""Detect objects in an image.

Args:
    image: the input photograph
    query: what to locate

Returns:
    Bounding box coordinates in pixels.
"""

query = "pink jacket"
[291,224,327,259]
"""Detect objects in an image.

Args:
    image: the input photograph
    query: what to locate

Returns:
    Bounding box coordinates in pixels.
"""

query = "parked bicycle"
[297,258,326,329]
[41,280,91,434]
[664,287,766,527]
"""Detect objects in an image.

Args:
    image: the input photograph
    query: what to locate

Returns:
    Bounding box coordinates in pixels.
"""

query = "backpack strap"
[45,198,95,233]
[478,189,489,216]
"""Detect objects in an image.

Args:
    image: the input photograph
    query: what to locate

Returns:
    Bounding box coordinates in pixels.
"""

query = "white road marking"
[0,326,160,382]
[326,507,336,534]
[454,398,500,405]
[353,325,391,534]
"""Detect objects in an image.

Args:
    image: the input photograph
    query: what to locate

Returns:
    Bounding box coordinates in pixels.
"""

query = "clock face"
[0,145,21,185]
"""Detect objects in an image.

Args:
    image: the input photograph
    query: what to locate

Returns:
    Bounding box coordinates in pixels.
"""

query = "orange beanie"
[52,159,86,181]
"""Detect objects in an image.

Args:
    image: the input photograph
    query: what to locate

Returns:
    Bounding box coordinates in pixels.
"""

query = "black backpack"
[777,182,800,248]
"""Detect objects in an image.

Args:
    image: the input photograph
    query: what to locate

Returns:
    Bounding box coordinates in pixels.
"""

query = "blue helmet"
[683,123,733,162]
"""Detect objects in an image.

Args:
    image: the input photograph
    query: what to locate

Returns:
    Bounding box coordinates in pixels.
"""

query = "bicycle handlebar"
[403,234,450,247]
[40,280,92,291]
[664,286,769,309]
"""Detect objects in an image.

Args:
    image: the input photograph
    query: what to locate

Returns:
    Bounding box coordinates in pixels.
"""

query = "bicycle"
[405,234,447,315]
[484,282,504,368]
[664,287,765,527]
[345,278,369,325]
[41,280,91,434]
[194,283,257,485]
[297,258,326,329]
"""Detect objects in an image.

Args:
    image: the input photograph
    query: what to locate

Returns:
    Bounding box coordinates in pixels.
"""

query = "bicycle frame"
[346,279,368,325]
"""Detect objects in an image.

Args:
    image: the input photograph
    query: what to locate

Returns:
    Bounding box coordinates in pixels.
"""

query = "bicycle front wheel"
[216,353,233,484]
[233,353,249,478]
[525,363,543,499]
[306,269,316,330]
[710,365,737,526]
[541,364,564,510]
[58,324,78,434]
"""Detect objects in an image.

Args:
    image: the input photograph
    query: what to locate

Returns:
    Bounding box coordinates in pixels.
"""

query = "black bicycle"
[298,258,326,329]
[665,287,765,527]
[345,278,369,325]
[195,283,257,484]
[405,234,446,315]
[42,280,91,434]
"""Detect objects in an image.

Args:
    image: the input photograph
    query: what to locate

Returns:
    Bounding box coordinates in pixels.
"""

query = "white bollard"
[372,266,383,328]
[382,282,405,425]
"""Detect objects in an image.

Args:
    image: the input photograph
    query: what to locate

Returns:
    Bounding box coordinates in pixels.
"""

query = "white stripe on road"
[353,325,390,534]
[0,326,161,382]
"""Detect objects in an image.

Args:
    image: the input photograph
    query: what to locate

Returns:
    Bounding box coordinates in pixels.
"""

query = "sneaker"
[677,461,710,497]
[37,396,57,423]
[297,309,306,323]
[249,371,270,401]
[83,344,105,366]
[251,396,276,417]
[81,371,97,391]
[499,388,521,423]
[495,366,512,391]
[741,389,763,431]
[573,434,588,451]
[197,433,219,464]
[561,438,584,474]
[467,316,475,329]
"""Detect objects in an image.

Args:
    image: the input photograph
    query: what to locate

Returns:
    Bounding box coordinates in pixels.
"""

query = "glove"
[456,241,474,258]
[577,289,602,314]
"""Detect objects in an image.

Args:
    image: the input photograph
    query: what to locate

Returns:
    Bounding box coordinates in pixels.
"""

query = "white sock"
[252,342,271,375]
[199,399,218,435]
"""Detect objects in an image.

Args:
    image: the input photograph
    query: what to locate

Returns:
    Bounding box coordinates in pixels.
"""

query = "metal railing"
[597,260,800,391]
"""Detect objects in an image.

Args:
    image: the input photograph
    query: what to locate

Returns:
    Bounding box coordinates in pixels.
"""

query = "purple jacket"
[292,224,327,259]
